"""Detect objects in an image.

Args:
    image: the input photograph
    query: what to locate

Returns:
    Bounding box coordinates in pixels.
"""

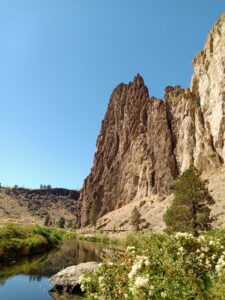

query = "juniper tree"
[57,217,65,228]
[163,165,215,236]
[44,215,50,226]
[131,206,141,231]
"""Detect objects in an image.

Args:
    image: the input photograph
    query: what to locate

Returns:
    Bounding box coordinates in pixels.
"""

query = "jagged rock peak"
[132,73,145,87]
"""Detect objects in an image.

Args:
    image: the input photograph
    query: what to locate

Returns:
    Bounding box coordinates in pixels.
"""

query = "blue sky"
[0,1,225,189]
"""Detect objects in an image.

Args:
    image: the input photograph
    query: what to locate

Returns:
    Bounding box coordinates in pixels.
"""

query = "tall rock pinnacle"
[78,75,177,226]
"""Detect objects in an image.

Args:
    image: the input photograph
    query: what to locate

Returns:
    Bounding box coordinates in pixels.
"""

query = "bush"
[79,230,225,299]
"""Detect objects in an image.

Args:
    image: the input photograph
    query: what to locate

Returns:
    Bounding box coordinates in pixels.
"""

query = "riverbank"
[0,238,122,300]
[0,223,74,263]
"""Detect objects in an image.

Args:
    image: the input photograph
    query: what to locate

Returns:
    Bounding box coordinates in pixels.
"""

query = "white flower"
[78,274,85,284]
[201,246,209,253]
[161,291,167,298]
[127,246,136,252]
[98,276,104,284]
[215,254,225,275]
[212,254,217,260]
[197,235,206,242]
[80,284,86,292]
[128,257,147,280]
[145,259,150,266]
[175,232,193,239]
[134,276,150,289]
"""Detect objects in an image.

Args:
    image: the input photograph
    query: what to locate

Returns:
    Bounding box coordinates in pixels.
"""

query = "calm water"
[0,241,122,300]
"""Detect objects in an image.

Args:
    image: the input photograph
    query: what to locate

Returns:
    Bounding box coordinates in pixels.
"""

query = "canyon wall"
[78,13,225,227]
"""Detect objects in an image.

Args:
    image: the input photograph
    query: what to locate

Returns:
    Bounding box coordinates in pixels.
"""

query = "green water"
[0,241,121,300]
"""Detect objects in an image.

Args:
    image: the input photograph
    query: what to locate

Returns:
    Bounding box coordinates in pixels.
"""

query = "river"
[0,240,122,300]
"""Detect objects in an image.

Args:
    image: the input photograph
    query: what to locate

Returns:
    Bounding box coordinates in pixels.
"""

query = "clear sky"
[0,1,225,189]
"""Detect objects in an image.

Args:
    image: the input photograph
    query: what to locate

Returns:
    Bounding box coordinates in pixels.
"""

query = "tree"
[163,166,215,236]
[130,206,141,231]
[90,200,97,228]
[57,217,65,228]
[44,215,50,226]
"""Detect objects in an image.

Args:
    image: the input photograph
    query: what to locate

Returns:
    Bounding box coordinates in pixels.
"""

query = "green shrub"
[80,230,225,299]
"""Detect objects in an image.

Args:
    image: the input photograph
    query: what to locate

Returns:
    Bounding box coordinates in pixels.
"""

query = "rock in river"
[50,261,98,294]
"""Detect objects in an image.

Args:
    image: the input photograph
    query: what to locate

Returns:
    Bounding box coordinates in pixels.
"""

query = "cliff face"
[191,13,225,165]
[78,13,225,227]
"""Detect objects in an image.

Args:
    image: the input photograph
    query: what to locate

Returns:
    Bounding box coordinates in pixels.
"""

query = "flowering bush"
[79,230,225,299]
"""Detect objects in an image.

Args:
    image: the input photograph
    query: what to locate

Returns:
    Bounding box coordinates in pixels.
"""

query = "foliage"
[164,166,214,236]
[57,217,65,228]
[78,233,119,245]
[67,219,77,229]
[0,224,68,262]
[44,215,50,226]
[40,184,52,189]
[130,207,141,231]
[79,230,225,299]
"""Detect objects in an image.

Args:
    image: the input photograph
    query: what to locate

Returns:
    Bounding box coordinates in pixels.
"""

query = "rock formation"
[0,187,79,225]
[78,13,225,227]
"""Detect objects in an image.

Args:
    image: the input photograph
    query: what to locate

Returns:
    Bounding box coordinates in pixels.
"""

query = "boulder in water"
[49,261,98,294]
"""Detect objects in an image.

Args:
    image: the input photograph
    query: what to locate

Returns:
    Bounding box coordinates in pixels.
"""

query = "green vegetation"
[0,224,69,263]
[164,166,214,236]
[40,184,52,189]
[79,230,225,299]
[78,233,119,245]
[77,167,222,299]
[57,216,65,228]
[130,206,141,231]
[44,215,50,226]
[67,219,77,229]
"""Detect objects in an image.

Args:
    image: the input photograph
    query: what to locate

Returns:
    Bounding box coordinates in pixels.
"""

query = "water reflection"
[0,241,123,300]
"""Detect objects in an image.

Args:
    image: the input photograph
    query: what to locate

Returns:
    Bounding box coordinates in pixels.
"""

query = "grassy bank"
[78,232,120,244]
[0,224,71,263]
[79,229,225,300]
